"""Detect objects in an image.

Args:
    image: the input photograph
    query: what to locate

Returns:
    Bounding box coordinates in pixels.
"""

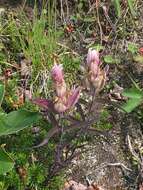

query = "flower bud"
[55,80,67,97]
[54,87,81,113]
[90,61,99,77]
[87,48,100,67]
[86,49,108,92]
[87,49,100,79]
[51,64,67,97]
[90,69,107,92]
[51,64,64,84]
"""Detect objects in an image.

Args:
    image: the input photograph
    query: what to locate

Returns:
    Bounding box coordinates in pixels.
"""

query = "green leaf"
[104,55,114,63]
[0,110,40,136]
[127,0,136,16]
[122,88,143,99]
[0,84,4,106]
[88,44,104,51]
[122,98,142,113]
[128,43,138,54]
[113,0,121,17]
[103,55,120,64]
[0,147,14,174]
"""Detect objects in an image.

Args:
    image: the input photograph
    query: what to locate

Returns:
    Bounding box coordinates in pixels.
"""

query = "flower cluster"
[87,48,108,92]
[32,64,80,113]
[33,49,108,113]
[51,64,80,113]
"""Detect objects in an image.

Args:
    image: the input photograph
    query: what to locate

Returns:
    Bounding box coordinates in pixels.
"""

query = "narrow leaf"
[113,0,121,17]
[0,84,4,106]
[127,0,136,16]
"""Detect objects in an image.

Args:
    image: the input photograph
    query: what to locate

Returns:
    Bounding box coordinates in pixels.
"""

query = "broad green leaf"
[104,55,114,64]
[0,147,14,174]
[122,88,143,99]
[103,55,120,64]
[0,84,4,106]
[122,98,142,113]
[0,110,40,136]
[113,0,121,17]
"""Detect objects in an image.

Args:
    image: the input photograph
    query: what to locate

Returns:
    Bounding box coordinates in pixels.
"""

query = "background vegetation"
[0,0,143,190]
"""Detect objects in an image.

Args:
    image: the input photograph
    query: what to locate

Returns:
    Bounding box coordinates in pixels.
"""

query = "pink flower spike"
[32,98,51,109]
[51,64,64,83]
[55,81,67,97]
[67,87,81,108]
[90,61,99,77]
[87,48,100,66]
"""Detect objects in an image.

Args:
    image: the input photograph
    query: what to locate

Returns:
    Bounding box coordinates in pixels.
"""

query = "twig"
[57,42,79,56]
[32,119,106,148]
[127,135,141,164]
[60,0,65,22]
[65,0,69,19]
[88,89,96,120]
[95,162,132,172]
[101,5,116,32]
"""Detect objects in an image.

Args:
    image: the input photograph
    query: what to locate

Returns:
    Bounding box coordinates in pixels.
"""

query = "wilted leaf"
[62,180,87,190]
[133,55,143,64]
[20,59,31,76]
